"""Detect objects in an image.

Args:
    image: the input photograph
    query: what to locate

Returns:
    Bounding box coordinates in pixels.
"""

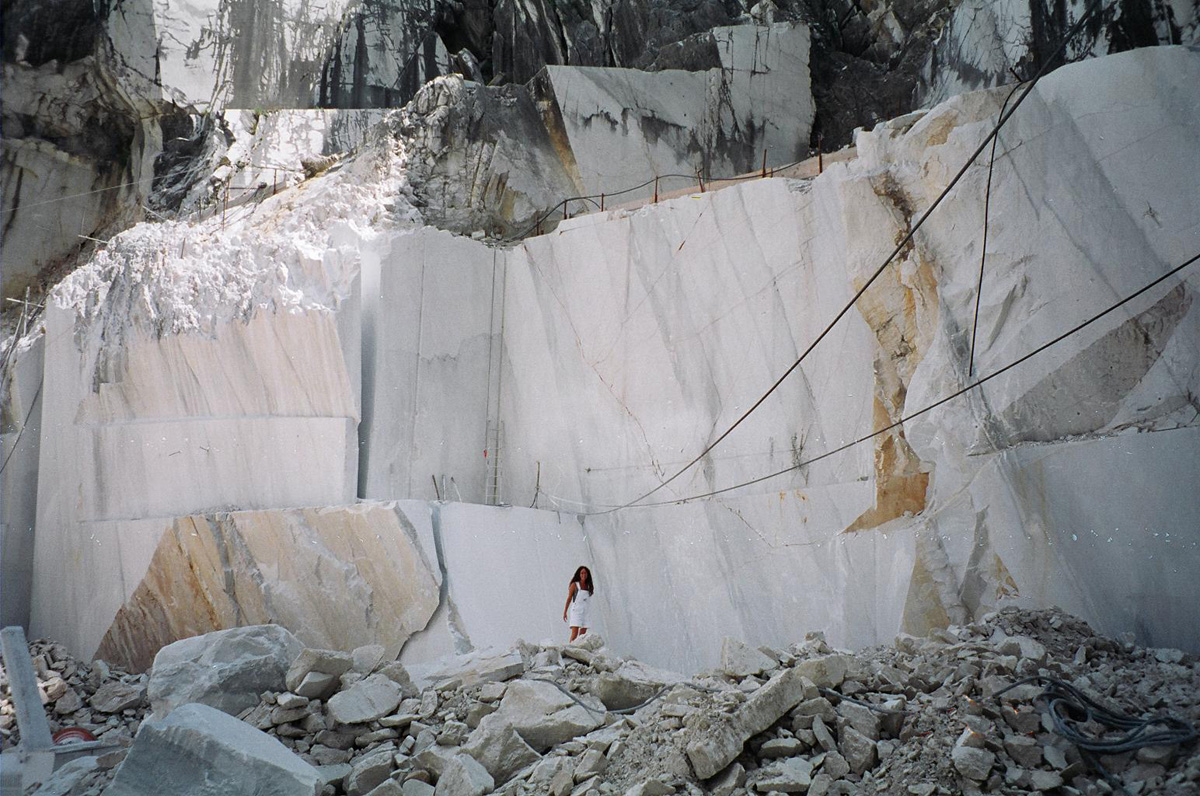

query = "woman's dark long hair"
[570,566,594,593]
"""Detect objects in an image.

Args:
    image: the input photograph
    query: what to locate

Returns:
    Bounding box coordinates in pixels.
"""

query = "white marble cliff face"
[10,47,1200,672]
[165,108,390,215]
[495,47,1200,666]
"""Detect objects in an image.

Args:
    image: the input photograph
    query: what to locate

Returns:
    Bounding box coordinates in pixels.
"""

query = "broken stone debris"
[103,703,322,796]
[4,608,1199,796]
[146,624,304,718]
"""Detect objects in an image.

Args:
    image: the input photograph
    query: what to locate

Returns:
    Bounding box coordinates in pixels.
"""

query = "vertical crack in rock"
[846,173,937,532]
[406,502,474,656]
[208,514,247,627]
[995,283,1193,444]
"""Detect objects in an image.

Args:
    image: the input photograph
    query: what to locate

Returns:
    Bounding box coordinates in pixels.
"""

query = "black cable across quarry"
[594,0,1108,516]
[968,80,1025,378]
[995,675,1198,795]
[605,249,1199,509]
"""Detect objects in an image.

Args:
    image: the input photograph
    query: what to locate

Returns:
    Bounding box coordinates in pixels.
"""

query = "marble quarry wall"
[501,47,1200,668]
[532,22,813,200]
[3,47,1199,673]
[919,0,1200,106]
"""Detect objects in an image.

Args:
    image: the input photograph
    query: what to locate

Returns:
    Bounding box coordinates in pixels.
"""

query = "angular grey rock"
[793,697,836,723]
[377,662,419,698]
[684,716,745,780]
[623,780,675,796]
[27,756,98,796]
[589,661,681,711]
[794,655,849,689]
[89,681,145,713]
[413,745,458,779]
[104,703,320,796]
[836,700,880,740]
[707,762,746,796]
[481,679,604,752]
[403,782,436,796]
[753,756,813,793]
[149,625,303,718]
[1004,735,1042,767]
[737,668,807,736]
[573,748,607,782]
[347,749,396,796]
[1030,770,1064,791]
[720,637,778,678]
[352,644,388,674]
[570,634,605,652]
[811,716,837,753]
[838,725,877,774]
[328,674,405,725]
[822,752,850,779]
[438,721,470,746]
[364,780,406,796]
[53,688,83,715]
[296,671,340,700]
[478,683,507,703]
[286,649,355,692]
[807,773,834,796]
[315,763,352,788]
[759,737,802,758]
[951,746,995,781]
[462,720,541,783]
[434,753,494,796]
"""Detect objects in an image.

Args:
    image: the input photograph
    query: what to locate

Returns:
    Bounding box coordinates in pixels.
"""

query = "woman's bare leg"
[578,628,587,637]
[569,626,580,642]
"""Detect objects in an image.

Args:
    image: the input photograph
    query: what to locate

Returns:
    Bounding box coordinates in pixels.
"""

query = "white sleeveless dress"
[568,587,592,628]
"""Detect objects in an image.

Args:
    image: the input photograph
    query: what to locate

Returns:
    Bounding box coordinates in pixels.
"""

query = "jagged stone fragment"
[147,625,302,718]
[104,703,321,796]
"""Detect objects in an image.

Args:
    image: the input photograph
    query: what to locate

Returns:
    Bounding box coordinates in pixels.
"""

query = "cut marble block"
[359,228,499,504]
[96,502,441,671]
[533,22,812,202]
[31,302,360,659]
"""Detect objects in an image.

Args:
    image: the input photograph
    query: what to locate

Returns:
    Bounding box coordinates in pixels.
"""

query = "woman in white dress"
[563,566,594,642]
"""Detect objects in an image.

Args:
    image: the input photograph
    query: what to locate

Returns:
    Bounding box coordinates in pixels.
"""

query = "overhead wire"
[592,0,1108,515]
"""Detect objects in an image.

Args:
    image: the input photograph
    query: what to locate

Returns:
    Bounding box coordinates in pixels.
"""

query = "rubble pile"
[0,639,148,793]
[4,608,1197,796]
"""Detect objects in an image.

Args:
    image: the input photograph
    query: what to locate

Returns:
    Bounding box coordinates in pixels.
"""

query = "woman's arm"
[563,582,577,620]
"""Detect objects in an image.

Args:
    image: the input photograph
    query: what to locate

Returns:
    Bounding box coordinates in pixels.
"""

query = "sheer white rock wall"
[9,47,1200,670]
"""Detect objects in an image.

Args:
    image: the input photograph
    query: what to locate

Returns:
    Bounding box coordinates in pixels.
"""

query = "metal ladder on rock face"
[484,419,503,506]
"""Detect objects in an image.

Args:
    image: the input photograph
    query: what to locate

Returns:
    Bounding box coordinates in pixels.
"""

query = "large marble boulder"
[146,625,304,717]
[104,703,322,796]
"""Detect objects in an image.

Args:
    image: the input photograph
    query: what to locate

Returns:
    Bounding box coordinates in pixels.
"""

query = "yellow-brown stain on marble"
[845,177,938,533]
